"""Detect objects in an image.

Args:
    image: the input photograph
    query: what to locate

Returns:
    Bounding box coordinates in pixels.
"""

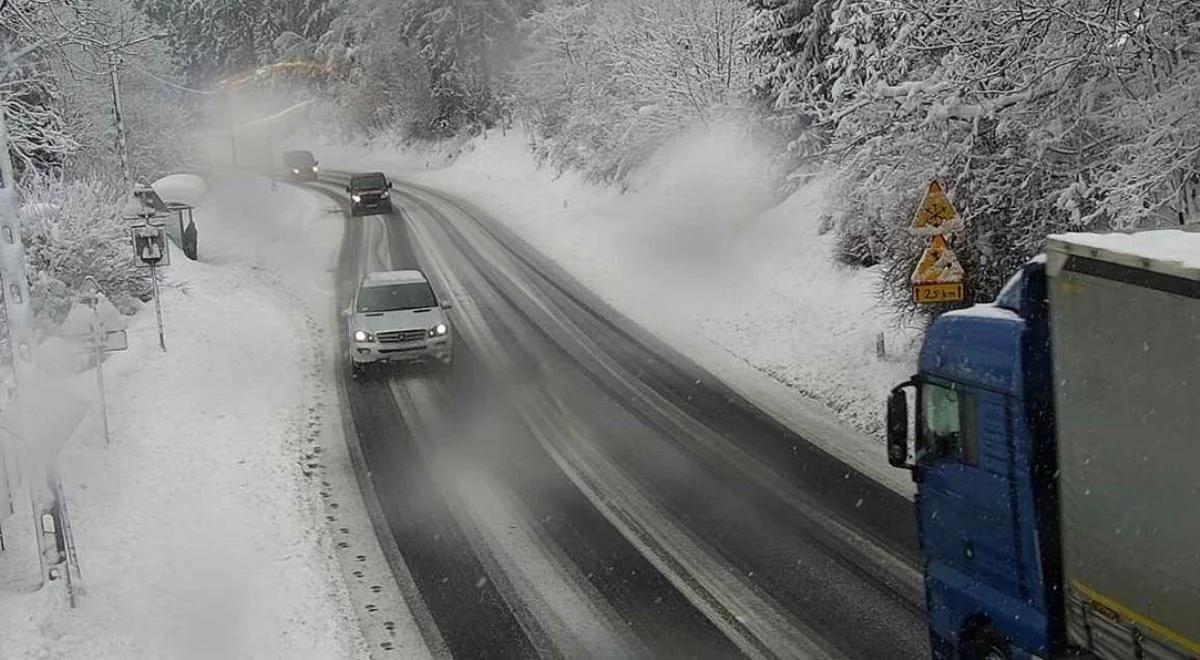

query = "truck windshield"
[351,174,387,190]
[357,283,436,312]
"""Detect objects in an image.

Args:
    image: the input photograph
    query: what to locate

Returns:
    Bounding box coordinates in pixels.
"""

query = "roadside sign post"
[910,181,966,304]
[129,216,169,351]
[61,277,128,446]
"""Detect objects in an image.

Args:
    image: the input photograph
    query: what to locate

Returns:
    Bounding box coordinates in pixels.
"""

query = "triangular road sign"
[911,180,961,234]
[911,237,965,285]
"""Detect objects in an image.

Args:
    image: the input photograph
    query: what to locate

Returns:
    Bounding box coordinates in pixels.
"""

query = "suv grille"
[377,329,426,344]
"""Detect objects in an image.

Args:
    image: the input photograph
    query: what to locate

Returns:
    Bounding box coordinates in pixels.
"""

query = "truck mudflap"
[1066,581,1200,659]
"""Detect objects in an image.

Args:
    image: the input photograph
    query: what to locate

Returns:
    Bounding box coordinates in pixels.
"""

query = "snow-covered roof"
[942,304,1022,323]
[362,270,427,286]
[1047,230,1200,281]
[152,174,208,207]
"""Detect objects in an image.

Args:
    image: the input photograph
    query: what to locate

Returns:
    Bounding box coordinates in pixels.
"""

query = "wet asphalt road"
[307,173,929,659]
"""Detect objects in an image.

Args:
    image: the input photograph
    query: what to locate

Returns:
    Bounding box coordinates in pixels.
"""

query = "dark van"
[282,150,319,181]
[347,172,394,217]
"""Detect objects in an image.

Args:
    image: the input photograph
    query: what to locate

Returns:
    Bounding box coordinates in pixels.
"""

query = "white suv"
[347,270,453,376]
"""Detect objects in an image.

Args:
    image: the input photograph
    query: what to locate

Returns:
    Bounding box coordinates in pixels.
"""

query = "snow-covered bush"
[18,175,149,335]
[514,0,755,184]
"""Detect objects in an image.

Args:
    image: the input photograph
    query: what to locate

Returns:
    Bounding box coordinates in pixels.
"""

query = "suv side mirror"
[387,181,394,189]
[345,185,351,193]
[441,301,453,310]
[887,380,917,469]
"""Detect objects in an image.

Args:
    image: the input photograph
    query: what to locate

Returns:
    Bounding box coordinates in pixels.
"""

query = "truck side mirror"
[387,181,393,189]
[345,185,352,193]
[887,381,916,469]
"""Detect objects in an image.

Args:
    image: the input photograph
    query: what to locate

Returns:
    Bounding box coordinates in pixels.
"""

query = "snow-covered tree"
[136,0,338,84]
[516,0,754,183]
[312,0,436,136]
[398,0,538,134]
[748,0,1200,318]
[0,0,79,175]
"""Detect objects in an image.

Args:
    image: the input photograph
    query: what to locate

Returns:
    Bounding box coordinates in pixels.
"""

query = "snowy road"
[308,172,928,659]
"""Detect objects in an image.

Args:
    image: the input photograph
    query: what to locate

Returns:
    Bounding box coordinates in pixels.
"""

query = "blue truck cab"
[887,259,1066,659]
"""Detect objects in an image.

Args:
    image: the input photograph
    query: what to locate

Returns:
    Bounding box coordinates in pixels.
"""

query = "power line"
[125,64,216,96]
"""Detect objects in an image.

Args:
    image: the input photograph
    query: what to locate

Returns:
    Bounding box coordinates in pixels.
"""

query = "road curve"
[303,171,929,660]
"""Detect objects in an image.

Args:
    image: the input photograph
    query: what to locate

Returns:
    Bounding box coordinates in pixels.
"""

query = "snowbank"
[309,128,920,491]
[0,193,364,658]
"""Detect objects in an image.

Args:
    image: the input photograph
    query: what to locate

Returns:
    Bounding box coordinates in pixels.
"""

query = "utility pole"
[227,92,239,169]
[0,110,71,590]
[108,51,131,189]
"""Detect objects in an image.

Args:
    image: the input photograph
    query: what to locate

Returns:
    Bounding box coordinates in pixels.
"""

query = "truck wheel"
[961,627,1008,660]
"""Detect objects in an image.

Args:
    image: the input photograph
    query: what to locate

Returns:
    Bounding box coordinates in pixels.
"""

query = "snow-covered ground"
[0,177,435,659]
[310,128,921,494]
[0,252,363,658]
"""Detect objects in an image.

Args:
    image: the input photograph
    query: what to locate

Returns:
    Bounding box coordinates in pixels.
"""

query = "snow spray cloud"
[615,122,778,292]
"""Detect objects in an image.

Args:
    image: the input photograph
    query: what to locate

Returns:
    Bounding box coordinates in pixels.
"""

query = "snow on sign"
[911,180,962,235]
[910,180,966,303]
[912,235,966,303]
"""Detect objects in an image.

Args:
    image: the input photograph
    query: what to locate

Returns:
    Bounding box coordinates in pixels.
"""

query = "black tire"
[961,626,1008,660]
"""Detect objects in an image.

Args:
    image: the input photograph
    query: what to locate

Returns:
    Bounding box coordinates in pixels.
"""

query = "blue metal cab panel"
[919,307,1027,397]
[914,260,1063,658]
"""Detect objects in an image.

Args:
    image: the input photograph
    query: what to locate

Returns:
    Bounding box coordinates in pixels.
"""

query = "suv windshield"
[357,282,436,312]
[351,174,386,190]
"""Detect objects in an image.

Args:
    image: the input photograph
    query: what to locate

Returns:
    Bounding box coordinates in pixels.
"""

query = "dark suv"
[282,150,319,181]
[347,172,393,217]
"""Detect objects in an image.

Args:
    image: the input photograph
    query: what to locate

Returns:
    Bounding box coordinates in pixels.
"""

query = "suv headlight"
[351,194,362,202]
[429,323,447,338]
[354,330,373,342]
[380,190,390,198]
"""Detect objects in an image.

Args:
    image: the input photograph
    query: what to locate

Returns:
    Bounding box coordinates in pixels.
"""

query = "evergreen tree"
[135,0,338,84]
[399,0,538,133]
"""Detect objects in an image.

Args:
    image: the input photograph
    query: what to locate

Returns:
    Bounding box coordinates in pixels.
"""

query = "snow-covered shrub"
[18,175,149,336]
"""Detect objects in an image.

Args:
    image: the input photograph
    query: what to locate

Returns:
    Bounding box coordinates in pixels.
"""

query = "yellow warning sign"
[911,180,961,234]
[911,234,965,304]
